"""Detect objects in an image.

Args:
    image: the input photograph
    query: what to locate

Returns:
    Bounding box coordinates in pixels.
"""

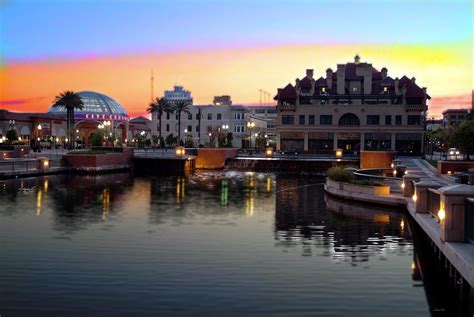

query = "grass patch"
[327,167,383,186]
[327,167,354,182]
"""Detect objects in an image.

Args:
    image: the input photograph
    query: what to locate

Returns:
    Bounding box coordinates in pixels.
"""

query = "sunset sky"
[1,0,472,118]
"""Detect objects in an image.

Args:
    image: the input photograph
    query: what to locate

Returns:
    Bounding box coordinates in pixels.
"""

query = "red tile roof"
[299,76,312,89]
[315,77,327,87]
[278,83,297,99]
[275,60,429,99]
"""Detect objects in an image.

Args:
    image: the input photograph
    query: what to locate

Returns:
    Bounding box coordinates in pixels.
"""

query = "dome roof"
[48,91,128,120]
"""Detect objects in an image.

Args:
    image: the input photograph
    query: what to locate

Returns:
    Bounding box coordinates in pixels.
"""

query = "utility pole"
[150,68,154,102]
[259,89,262,106]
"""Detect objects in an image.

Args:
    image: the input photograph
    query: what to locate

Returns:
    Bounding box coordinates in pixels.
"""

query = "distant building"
[0,91,130,145]
[442,109,469,128]
[274,55,430,155]
[426,119,443,131]
[151,87,273,147]
[245,106,277,146]
[129,116,152,138]
[213,95,232,106]
[164,85,193,104]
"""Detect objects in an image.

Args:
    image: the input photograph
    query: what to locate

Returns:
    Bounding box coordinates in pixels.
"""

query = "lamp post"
[246,121,255,149]
[36,124,42,152]
[208,132,212,147]
[222,124,229,146]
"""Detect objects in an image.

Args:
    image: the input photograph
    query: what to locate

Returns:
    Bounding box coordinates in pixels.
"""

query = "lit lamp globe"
[265,147,273,157]
[175,146,185,156]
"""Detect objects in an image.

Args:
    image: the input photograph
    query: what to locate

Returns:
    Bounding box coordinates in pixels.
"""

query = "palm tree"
[172,100,191,144]
[52,91,84,149]
[147,97,169,140]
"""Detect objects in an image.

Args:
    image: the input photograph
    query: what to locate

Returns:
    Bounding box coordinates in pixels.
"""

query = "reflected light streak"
[373,214,390,224]
[102,188,110,220]
[176,177,185,203]
[220,180,228,206]
[266,176,272,193]
[245,190,254,217]
[36,189,42,216]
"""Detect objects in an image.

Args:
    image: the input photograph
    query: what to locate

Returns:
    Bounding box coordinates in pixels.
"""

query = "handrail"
[353,168,401,182]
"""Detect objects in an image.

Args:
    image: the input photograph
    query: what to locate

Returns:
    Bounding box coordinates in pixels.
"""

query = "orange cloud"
[1,42,471,118]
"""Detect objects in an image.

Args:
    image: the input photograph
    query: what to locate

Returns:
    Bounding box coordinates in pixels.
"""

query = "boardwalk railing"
[465,198,474,243]
[0,158,63,172]
[427,188,441,220]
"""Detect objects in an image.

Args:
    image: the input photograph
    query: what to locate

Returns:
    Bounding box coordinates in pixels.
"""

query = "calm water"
[0,172,430,316]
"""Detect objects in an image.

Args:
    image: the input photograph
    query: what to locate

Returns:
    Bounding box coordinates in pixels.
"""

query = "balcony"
[277,104,296,112]
[406,104,427,112]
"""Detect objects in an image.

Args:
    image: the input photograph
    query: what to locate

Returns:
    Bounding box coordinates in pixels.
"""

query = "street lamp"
[247,121,255,148]
[222,124,229,146]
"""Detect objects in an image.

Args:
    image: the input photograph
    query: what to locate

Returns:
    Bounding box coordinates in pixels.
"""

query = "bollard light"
[335,149,343,159]
[391,163,395,168]
[401,182,405,189]
[447,171,452,175]
[412,194,417,202]
[438,208,445,221]
[265,147,273,157]
[175,146,185,156]
[393,170,397,176]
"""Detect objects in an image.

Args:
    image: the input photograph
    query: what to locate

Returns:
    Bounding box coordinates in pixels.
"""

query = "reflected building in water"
[274,175,412,263]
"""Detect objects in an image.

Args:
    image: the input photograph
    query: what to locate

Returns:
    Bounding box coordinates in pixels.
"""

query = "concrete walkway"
[401,157,452,186]
[326,157,474,287]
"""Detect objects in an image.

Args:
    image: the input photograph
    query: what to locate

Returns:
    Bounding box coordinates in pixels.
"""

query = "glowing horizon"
[1,0,472,118]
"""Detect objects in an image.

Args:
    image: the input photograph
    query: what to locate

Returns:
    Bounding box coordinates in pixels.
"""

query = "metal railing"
[465,198,474,243]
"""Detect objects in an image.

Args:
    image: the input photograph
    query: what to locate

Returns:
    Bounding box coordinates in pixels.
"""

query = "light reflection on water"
[0,172,430,317]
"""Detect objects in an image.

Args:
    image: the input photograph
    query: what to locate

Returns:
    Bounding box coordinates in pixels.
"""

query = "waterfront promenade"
[326,156,474,291]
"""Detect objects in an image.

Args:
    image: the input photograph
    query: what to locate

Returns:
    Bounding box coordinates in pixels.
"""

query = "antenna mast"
[150,68,154,101]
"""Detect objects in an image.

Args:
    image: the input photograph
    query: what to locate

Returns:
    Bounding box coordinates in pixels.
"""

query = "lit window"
[352,87,357,92]
[383,87,388,92]
[321,87,326,92]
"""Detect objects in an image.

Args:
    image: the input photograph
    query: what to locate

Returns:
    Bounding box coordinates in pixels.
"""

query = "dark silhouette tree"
[52,91,84,149]
[147,97,170,140]
[172,100,191,144]
[449,119,474,160]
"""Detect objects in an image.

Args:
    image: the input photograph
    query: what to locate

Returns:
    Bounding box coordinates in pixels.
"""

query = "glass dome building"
[47,91,129,122]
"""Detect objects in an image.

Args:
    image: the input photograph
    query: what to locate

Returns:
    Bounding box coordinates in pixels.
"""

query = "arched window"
[339,113,360,126]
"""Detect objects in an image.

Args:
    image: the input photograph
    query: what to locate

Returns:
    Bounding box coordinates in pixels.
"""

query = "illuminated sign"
[82,113,129,121]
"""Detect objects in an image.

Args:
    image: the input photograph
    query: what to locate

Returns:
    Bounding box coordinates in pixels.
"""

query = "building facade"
[152,88,274,148]
[274,55,430,155]
[442,109,470,128]
[0,91,130,146]
[164,85,193,104]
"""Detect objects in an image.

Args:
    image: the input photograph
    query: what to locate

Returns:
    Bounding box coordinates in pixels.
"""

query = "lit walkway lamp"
[247,121,255,148]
